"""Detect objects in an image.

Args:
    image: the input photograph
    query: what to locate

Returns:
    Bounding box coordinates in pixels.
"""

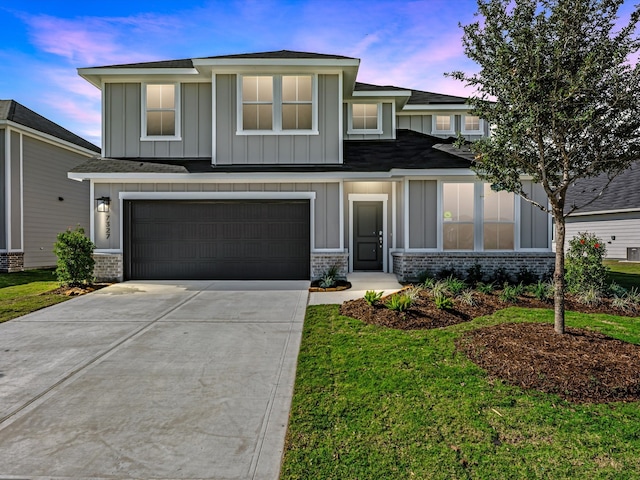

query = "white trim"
[94,249,122,254]
[101,80,106,154]
[338,72,344,163]
[346,102,383,135]
[514,194,521,250]
[403,178,410,250]
[19,132,23,251]
[89,181,95,243]
[461,114,484,135]
[401,104,470,111]
[391,101,397,140]
[0,120,99,157]
[4,128,10,251]
[391,181,397,249]
[338,180,345,250]
[119,191,316,201]
[348,193,388,273]
[352,90,411,98]
[211,73,217,165]
[193,58,360,68]
[432,114,456,136]
[140,82,182,141]
[568,207,640,217]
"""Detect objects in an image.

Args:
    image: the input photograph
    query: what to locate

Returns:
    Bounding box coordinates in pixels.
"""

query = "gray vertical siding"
[22,137,91,268]
[104,83,212,159]
[565,212,640,259]
[343,103,394,140]
[0,129,5,249]
[93,182,341,251]
[520,181,549,249]
[215,74,340,165]
[408,180,438,248]
[10,131,21,250]
[396,114,489,140]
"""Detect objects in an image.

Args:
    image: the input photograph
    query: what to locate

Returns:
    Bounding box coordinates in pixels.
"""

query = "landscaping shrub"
[385,293,412,312]
[434,293,454,310]
[529,280,554,301]
[443,275,467,296]
[490,267,512,285]
[476,281,495,294]
[516,266,538,285]
[53,226,95,286]
[465,262,484,285]
[363,290,383,306]
[565,232,608,294]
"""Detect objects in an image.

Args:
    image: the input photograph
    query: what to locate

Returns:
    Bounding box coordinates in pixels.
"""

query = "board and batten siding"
[396,114,490,140]
[408,180,438,248]
[565,212,640,259]
[215,74,340,165]
[0,129,5,249]
[22,136,90,268]
[343,103,394,140]
[93,182,341,251]
[520,181,550,249]
[10,131,21,250]
[104,83,212,158]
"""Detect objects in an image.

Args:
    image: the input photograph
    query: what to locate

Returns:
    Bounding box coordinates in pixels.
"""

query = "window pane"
[465,115,480,131]
[484,185,514,221]
[364,104,378,116]
[436,115,451,130]
[282,75,312,102]
[352,103,378,130]
[364,116,378,129]
[282,104,311,130]
[242,105,258,130]
[352,104,365,116]
[352,116,365,130]
[444,224,474,250]
[258,104,272,129]
[147,111,175,136]
[484,224,514,250]
[243,76,272,102]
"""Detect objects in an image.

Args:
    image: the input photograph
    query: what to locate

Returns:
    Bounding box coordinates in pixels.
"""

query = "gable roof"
[566,161,640,215]
[354,82,468,105]
[0,100,100,153]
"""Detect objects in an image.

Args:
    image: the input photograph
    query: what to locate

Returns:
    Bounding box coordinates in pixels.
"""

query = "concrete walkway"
[307,272,404,305]
[0,280,308,480]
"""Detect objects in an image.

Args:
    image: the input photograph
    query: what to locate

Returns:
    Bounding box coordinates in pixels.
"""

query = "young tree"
[448,0,640,333]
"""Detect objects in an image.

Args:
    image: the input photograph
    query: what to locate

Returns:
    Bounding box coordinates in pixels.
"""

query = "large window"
[349,103,381,133]
[240,75,315,133]
[443,183,475,250]
[483,185,515,249]
[143,84,179,138]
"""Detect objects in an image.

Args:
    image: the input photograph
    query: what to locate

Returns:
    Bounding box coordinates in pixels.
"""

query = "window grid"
[145,84,177,137]
[351,103,379,131]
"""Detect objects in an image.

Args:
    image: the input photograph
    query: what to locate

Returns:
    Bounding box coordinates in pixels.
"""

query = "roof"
[70,130,470,175]
[0,100,100,153]
[566,161,640,215]
[85,50,356,69]
[355,82,468,105]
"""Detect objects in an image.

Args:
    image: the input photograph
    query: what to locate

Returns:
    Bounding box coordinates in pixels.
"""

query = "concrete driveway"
[0,280,309,479]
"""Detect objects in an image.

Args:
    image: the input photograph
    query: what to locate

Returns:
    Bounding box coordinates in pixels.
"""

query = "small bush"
[430,280,450,298]
[490,267,512,285]
[417,270,433,284]
[319,275,336,288]
[608,281,627,298]
[499,284,521,303]
[434,294,454,310]
[404,286,422,301]
[435,266,459,280]
[385,293,412,312]
[53,226,95,287]
[420,277,436,290]
[459,289,476,306]
[465,262,484,285]
[476,281,495,294]
[565,232,608,294]
[626,287,640,305]
[516,266,538,285]
[529,280,554,302]
[577,286,602,305]
[364,290,384,306]
[444,275,467,296]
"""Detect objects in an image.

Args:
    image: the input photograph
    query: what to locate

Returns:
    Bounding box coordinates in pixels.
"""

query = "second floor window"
[240,75,316,133]
[462,114,483,134]
[144,84,179,138]
[351,103,380,132]
[433,114,455,135]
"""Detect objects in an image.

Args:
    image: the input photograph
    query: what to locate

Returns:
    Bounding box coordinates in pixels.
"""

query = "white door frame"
[348,193,388,273]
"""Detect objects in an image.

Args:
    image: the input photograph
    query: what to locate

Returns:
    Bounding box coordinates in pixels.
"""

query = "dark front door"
[353,201,383,271]
[124,199,310,280]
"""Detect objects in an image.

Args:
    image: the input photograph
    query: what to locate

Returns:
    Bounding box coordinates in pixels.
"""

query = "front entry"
[353,201,383,270]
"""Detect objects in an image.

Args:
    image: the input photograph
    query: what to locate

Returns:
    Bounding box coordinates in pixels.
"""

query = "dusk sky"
[2,0,638,147]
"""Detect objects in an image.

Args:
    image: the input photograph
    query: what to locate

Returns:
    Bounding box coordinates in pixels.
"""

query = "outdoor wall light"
[96,196,111,212]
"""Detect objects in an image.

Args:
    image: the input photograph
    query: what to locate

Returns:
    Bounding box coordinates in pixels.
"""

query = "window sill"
[140,136,182,142]
[347,129,383,135]
[236,130,319,136]
[432,130,456,136]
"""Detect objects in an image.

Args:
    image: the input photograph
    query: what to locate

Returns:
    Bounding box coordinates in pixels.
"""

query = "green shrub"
[420,277,435,290]
[490,267,512,285]
[385,293,412,312]
[529,280,554,301]
[53,226,95,287]
[444,275,467,296]
[608,281,627,298]
[577,286,602,305]
[499,284,522,303]
[363,290,384,306]
[516,266,538,285]
[476,281,495,294]
[430,280,450,298]
[434,294,454,310]
[565,232,608,294]
[319,275,336,288]
[459,289,476,306]
[465,262,484,285]
[435,267,459,280]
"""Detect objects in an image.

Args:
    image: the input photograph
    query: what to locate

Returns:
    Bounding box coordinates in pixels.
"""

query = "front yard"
[0,269,68,323]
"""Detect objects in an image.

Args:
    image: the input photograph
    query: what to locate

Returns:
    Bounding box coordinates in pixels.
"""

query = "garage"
[123,199,310,280]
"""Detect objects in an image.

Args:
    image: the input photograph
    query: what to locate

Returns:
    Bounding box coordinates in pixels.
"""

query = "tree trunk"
[553,214,566,334]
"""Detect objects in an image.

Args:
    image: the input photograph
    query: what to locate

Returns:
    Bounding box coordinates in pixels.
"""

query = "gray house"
[70,50,553,282]
[1,100,100,272]
[565,162,640,260]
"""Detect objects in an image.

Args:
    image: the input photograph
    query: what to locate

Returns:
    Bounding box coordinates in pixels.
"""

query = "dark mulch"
[47,283,111,296]
[339,289,640,403]
[457,323,640,403]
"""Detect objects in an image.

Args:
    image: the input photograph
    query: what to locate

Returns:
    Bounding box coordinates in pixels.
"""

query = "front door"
[353,201,383,270]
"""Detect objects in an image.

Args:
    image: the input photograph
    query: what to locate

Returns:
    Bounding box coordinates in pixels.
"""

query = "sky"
[2,0,638,147]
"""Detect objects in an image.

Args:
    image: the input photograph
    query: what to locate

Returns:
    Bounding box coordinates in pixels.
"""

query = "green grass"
[606,260,640,290]
[0,269,68,322]
[282,305,640,479]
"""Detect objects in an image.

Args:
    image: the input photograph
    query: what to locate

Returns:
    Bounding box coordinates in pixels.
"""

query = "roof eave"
[77,67,201,88]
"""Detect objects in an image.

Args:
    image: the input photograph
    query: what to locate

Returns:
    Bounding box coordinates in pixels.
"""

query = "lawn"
[281,305,640,479]
[0,269,68,323]
[606,260,640,290]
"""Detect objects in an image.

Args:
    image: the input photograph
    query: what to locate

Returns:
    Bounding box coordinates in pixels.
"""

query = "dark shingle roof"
[71,130,470,174]
[566,161,640,214]
[88,58,195,69]
[354,82,468,105]
[0,100,100,153]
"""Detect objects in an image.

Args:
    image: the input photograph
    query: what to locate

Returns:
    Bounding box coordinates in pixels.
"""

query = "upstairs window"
[462,114,484,134]
[348,103,381,134]
[239,74,316,134]
[143,84,180,139]
[433,114,455,135]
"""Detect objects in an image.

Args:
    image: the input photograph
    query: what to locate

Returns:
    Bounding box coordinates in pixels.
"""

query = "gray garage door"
[124,200,310,280]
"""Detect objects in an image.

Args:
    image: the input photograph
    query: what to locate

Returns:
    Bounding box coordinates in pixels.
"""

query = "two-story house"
[70,50,553,282]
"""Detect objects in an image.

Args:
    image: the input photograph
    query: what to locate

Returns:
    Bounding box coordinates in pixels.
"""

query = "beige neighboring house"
[0,100,101,272]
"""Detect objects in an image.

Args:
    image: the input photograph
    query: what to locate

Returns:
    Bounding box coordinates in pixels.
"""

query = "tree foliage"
[448,0,640,332]
[53,226,95,287]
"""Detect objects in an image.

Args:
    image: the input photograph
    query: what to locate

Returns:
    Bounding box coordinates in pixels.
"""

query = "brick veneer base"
[392,252,555,283]
[0,252,25,273]
[93,253,123,282]
[311,253,349,280]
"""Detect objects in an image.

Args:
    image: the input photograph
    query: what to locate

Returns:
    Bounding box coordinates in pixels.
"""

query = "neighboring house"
[565,162,640,260]
[71,50,553,282]
[1,100,100,272]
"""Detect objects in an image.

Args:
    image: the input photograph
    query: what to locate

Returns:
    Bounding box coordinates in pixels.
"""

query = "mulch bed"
[47,283,111,296]
[339,289,640,403]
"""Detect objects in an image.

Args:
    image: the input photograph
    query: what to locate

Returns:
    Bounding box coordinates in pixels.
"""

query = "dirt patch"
[339,289,640,403]
[46,283,111,296]
[457,322,640,403]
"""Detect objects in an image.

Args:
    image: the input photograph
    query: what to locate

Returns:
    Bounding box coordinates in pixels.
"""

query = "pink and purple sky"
[2,0,638,147]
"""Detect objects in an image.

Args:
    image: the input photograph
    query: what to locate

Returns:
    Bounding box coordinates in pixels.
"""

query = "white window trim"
[481,185,517,251]
[347,102,383,135]
[441,181,477,252]
[432,114,456,135]
[141,83,181,141]
[461,114,485,135]
[236,74,319,135]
